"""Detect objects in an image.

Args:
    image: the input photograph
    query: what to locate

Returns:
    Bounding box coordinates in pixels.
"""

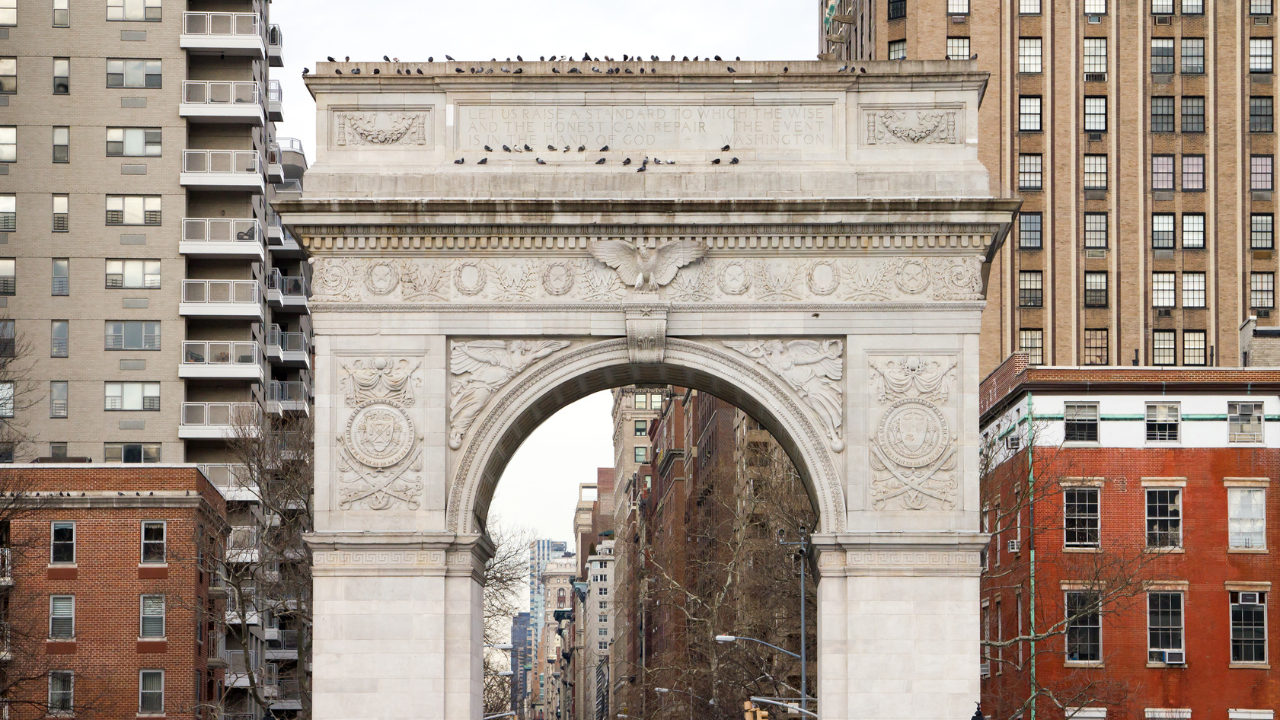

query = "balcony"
[268,24,284,67]
[179,403,261,440]
[227,528,261,566]
[267,269,309,313]
[179,81,264,125]
[266,144,284,183]
[266,325,310,369]
[278,136,307,174]
[266,212,284,245]
[271,179,303,203]
[267,381,310,416]
[180,280,262,319]
[180,12,265,58]
[267,80,283,122]
[199,464,259,500]
[266,629,298,661]
[180,218,265,260]
[180,341,264,381]
[181,150,264,193]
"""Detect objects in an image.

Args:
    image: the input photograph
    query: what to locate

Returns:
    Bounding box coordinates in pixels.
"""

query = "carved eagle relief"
[589,239,708,291]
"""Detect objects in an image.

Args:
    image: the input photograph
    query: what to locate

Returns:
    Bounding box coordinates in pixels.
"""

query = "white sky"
[271,0,818,541]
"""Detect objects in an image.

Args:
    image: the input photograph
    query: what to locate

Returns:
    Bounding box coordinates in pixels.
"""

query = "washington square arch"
[277,57,1019,720]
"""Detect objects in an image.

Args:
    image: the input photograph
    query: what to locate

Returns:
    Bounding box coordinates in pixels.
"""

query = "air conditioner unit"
[1154,15,1172,24]
[1084,73,1108,83]
[951,14,968,23]
[1256,15,1272,25]
[1005,436,1021,451]
[1007,539,1022,553]
[1157,308,1172,317]
[1149,650,1186,665]
[1088,132,1103,142]
[1086,248,1107,259]
[1087,14,1103,23]
[1240,592,1262,604]
[1259,309,1272,318]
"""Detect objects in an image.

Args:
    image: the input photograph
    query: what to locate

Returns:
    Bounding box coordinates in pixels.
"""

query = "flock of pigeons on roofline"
[447,144,740,170]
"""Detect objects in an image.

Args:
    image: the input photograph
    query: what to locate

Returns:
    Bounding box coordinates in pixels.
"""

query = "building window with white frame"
[1152,155,1176,190]
[106,195,160,226]
[1020,212,1042,249]
[946,37,970,60]
[140,595,164,638]
[1228,487,1266,548]
[1251,38,1274,73]
[53,0,69,27]
[1153,330,1177,365]
[106,128,161,157]
[142,521,165,563]
[888,40,906,60]
[1084,96,1107,131]
[1148,592,1185,663]
[1183,330,1207,366]
[1065,487,1101,547]
[0,195,13,232]
[106,59,161,88]
[1084,212,1108,248]
[49,672,73,715]
[1182,272,1206,307]
[1084,154,1107,189]
[889,0,906,20]
[1182,213,1205,248]
[1064,404,1100,443]
[1228,402,1265,443]
[634,420,646,436]
[1146,403,1180,442]
[139,669,163,714]
[634,446,646,463]
[1019,154,1042,190]
[104,382,159,411]
[106,259,160,289]
[1019,328,1044,365]
[108,0,161,21]
[1231,591,1267,663]
[1019,96,1041,131]
[1020,38,1043,73]
[0,0,13,26]
[49,595,74,639]
[1146,489,1183,546]
[51,522,74,563]
[1066,591,1102,662]
[1152,272,1176,307]
[1253,214,1274,249]
[1252,272,1275,308]
[0,126,13,163]
[1182,38,1205,73]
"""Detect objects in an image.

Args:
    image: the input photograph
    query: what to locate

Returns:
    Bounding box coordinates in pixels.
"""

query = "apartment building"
[581,540,614,720]
[509,611,530,718]
[978,355,1280,717]
[1,465,227,720]
[828,0,1280,373]
[532,557,576,720]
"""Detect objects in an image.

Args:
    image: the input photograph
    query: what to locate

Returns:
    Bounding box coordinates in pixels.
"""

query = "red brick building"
[979,356,1280,720]
[1,465,226,720]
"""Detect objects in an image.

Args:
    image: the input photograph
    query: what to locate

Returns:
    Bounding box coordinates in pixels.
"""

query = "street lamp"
[654,686,714,720]
[777,526,810,715]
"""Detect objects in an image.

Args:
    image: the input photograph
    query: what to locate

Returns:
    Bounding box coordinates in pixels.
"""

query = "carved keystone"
[625,304,669,364]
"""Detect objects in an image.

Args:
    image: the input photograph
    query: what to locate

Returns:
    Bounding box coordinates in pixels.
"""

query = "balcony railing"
[182,280,259,304]
[181,402,260,428]
[0,277,14,295]
[184,150,260,175]
[182,80,259,105]
[269,629,299,650]
[267,269,309,297]
[278,137,304,154]
[267,79,283,103]
[267,325,308,352]
[228,527,260,556]
[199,464,253,489]
[182,341,260,366]
[268,381,308,403]
[182,218,261,244]
[183,12,259,36]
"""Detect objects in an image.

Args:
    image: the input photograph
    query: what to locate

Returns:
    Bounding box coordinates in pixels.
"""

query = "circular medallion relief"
[314,260,353,297]
[894,260,931,295]
[876,398,949,468]
[454,261,487,296]
[717,261,753,296]
[806,261,841,296]
[541,261,575,296]
[365,261,400,296]
[345,404,415,468]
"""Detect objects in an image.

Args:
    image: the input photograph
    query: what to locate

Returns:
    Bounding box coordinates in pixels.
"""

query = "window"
[1020,212,1042,249]
[1084,96,1107,131]
[142,521,165,562]
[1182,214,1205,248]
[0,380,12,420]
[51,257,70,294]
[139,670,163,714]
[51,320,68,358]
[1153,330,1176,365]
[888,40,906,60]
[1083,38,1106,74]
[1083,154,1108,189]
[1084,272,1108,308]
[1182,155,1205,190]
[1253,97,1275,133]
[1152,155,1175,190]
[1084,329,1108,365]
[52,126,68,163]
[1253,155,1274,190]
[105,260,160,288]
[108,0,161,21]
[1086,0,1107,11]
[1020,0,1039,12]
[1252,272,1275,308]
[106,195,160,225]
[53,198,69,233]
[1229,488,1266,547]
[1146,403,1180,441]
[50,595,74,639]
[1182,96,1205,132]
[1182,272,1206,307]
[947,0,969,12]
[107,128,161,157]
[634,446,647,463]
[54,0,69,27]
[51,522,74,563]
[1183,330,1206,366]
[53,58,69,94]
[49,442,67,459]
[946,37,970,60]
[0,57,15,94]
[1019,154,1042,190]
[1066,591,1102,662]
[1229,402,1265,443]
[634,420,646,436]
[1148,592,1185,661]
[1251,38,1274,73]
[105,321,160,350]
[1019,329,1044,365]
[1065,487,1101,546]
[105,382,160,411]
[0,0,12,26]
[1020,38,1042,73]
[49,672,73,715]
[105,442,161,464]
[1182,38,1205,73]
[1018,271,1043,307]
[598,587,607,595]
[1231,592,1267,663]
[1254,214,1275,249]
[0,126,12,162]
[1151,39,1174,74]
[1064,404,1099,443]
[1152,0,1174,12]
[1147,489,1183,548]
[889,0,906,20]
[50,381,68,419]
[1084,212,1108,248]
[1183,0,1204,14]
[106,59,161,89]
[140,595,164,636]
[1019,96,1041,132]
[0,320,12,359]
[0,259,14,295]
[1152,213,1175,248]
[1254,0,1274,14]
[1151,97,1175,132]
[634,393,647,410]
[0,195,12,231]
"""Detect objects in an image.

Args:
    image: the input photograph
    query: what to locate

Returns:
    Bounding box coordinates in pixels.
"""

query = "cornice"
[312,301,988,313]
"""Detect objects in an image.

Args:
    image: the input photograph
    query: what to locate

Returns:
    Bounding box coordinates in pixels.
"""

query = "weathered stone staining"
[282,60,1019,720]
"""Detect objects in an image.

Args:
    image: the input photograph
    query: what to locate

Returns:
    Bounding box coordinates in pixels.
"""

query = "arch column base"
[307,532,493,720]
[814,532,987,720]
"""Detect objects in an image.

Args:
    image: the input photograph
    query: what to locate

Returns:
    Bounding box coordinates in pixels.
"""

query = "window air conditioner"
[1006,436,1021,451]
[1087,14,1103,23]
[1086,248,1107,259]
[1240,592,1262,604]
[1007,539,1022,553]
[1259,309,1272,318]
[1154,15,1172,25]
[1149,650,1186,665]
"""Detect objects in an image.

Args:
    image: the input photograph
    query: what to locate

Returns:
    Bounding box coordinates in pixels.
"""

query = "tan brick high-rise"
[827,0,1278,372]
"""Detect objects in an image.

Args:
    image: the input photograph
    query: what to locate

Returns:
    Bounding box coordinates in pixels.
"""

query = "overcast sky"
[273,1,818,542]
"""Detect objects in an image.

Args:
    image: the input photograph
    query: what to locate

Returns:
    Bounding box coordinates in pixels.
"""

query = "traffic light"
[742,701,770,720]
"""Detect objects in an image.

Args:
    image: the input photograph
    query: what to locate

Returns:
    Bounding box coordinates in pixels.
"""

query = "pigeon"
[149,491,153,496]
[514,68,523,74]
[396,68,402,74]
[428,56,433,62]
[485,145,494,152]
[477,158,488,164]
[721,144,731,151]
[637,165,646,173]
[335,69,342,74]
[502,67,511,73]
[384,55,391,62]
[345,56,350,62]
[373,68,380,74]
[328,56,336,62]
[727,67,735,73]
[625,69,633,74]
[970,53,978,60]
[652,55,659,61]
[564,145,570,152]
[536,158,547,165]
[118,491,125,496]
[569,67,581,73]
[783,66,788,73]
[540,56,546,61]
[552,68,561,73]
[715,55,723,61]
[350,68,360,74]
[600,145,609,151]
[517,55,524,61]
[578,145,586,152]
[838,65,848,72]
[860,67,866,73]
[622,158,632,166]
[524,144,533,151]
[548,145,557,151]
[454,158,464,164]
[682,56,689,61]
[583,53,591,61]
[485,68,493,74]
[595,158,606,164]
[455,68,464,73]
[640,68,645,74]
[694,56,699,61]
[302,68,310,75]
[736,56,741,61]
[671,55,676,61]
[654,158,663,164]
[592,67,602,73]
[503,145,512,152]
[416,68,424,75]
[712,158,721,164]
[730,157,739,164]
[446,55,455,61]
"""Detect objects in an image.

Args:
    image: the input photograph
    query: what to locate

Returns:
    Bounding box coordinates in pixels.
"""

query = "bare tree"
[482,520,531,716]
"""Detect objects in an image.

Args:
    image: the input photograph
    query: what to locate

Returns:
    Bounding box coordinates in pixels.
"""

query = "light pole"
[716,635,815,710]
[654,686,714,720]
[486,643,516,717]
[777,526,810,715]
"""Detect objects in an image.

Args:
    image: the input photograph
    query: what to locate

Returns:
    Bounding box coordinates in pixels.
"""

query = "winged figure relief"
[588,239,708,292]
[725,339,846,451]
[448,340,571,449]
